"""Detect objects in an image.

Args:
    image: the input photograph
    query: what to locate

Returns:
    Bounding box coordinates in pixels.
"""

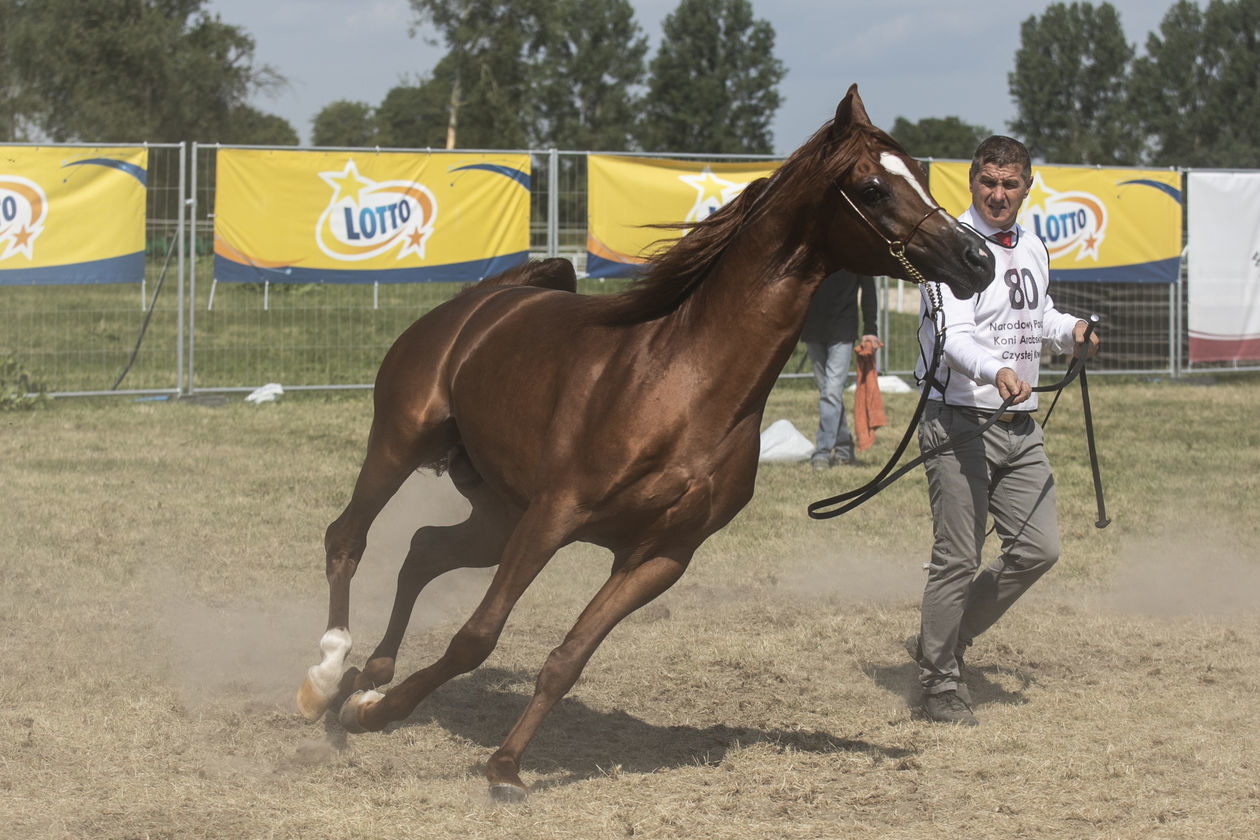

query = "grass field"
[1,375,1258,838]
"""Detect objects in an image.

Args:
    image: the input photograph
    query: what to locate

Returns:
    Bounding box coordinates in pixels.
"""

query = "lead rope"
[817,189,1108,525]
[889,241,929,288]
[1077,330,1110,528]
[807,308,1108,526]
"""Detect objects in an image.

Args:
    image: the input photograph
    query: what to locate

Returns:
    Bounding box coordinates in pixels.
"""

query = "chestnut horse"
[297,85,994,800]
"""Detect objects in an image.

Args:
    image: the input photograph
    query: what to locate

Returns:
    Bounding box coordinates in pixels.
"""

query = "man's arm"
[858,274,878,338]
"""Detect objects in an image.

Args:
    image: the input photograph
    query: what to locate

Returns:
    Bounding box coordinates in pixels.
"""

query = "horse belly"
[577,416,762,553]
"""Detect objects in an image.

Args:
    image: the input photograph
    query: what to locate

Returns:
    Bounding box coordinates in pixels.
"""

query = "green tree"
[889,116,991,161]
[635,0,785,153]
[4,0,285,142]
[407,0,648,150]
[311,100,378,147]
[1129,0,1260,167]
[0,1,36,141]
[375,75,451,148]
[1008,1,1138,164]
[531,0,647,150]
[222,105,298,146]
[407,0,547,149]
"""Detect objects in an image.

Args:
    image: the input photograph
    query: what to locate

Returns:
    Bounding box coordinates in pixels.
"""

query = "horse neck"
[665,205,827,397]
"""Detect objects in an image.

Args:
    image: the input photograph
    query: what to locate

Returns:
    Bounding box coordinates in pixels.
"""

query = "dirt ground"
[2,392,1258,839]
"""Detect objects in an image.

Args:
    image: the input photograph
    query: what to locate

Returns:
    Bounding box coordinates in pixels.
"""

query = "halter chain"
[898,245,943,319]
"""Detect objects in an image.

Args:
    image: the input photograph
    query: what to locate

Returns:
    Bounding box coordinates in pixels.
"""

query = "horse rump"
[470,257,577,293]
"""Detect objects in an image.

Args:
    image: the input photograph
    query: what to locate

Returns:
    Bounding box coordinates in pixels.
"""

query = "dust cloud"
[1087,525,1260,618]
[154,471,495,709]
[775,520,1260,621]
[774,535,926,605]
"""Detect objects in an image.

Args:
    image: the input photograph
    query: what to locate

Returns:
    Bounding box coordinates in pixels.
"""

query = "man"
[908,136,1099,725]
[801,269,880,471]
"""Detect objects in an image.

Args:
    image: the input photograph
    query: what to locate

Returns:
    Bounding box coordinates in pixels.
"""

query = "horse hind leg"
[339,503,573,738]
[296,463,406,721]
[297,510,381,720]
[297,419,448,722]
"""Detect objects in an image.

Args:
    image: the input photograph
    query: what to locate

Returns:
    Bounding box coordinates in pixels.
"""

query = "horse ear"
[832,84,870,133]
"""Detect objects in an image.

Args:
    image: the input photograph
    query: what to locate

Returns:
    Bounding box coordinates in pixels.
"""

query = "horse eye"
[860,184,885,203]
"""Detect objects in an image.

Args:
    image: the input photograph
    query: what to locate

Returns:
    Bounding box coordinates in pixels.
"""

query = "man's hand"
[1073,319,1101,359]
[996,367,1031,405]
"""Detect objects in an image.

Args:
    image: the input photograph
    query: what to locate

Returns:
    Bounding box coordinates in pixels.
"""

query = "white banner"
[1187,171,1260,363]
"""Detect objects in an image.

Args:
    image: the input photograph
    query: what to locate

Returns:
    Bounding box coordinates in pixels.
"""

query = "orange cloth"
[853,338,887,451]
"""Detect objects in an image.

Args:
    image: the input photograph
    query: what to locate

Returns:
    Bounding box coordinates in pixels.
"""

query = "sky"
[205,0,1173,156]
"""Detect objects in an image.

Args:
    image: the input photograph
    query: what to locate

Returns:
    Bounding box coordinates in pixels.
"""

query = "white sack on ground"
[758,418,815,462]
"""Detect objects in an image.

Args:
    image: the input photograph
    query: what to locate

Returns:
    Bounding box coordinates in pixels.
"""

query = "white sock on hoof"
[339,688,385,732]
[305,627,353,700]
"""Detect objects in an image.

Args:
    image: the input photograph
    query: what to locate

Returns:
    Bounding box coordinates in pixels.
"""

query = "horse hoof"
[296,675,332,722]
[338,689,384,733]
[297,628,353,722]
[489,782,528,803]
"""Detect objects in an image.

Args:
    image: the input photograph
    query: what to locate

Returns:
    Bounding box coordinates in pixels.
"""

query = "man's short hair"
[969,136,1032,185]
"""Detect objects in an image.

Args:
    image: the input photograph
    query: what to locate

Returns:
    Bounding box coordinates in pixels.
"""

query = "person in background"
[906,135,1099,726]
[800,269,880,471]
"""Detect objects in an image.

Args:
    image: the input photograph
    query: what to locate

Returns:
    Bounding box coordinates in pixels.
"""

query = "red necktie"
[995,230,1013,247]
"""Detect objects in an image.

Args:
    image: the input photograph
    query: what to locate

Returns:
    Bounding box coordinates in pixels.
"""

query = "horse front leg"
[337,505,569,735]
[350,501,513,695]
[485,551,690,801]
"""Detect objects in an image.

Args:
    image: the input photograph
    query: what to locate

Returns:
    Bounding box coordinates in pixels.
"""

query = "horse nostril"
[965,243,994,273]
[967,243,987,269]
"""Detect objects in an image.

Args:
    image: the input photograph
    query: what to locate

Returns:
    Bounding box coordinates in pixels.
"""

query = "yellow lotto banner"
[586,155,781,277]
[929,161,1182,283]
[0,146,147,285]
[213,149,530,283]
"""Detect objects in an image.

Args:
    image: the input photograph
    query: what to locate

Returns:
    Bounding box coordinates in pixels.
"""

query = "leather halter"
[836,186,949,287]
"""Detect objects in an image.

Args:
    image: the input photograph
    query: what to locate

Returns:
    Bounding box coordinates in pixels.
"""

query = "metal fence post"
[177,141,186,394]
[547,148,559,258]
[187,143,199,393]
[1173,257,1184,377]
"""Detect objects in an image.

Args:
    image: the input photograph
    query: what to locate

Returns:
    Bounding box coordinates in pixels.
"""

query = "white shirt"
[915,205,1081,411]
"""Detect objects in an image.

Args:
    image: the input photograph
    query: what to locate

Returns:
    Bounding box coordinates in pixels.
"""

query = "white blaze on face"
[880,152,936,207]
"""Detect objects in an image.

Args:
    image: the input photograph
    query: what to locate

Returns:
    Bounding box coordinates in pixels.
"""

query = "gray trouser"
[915,401,1060,694]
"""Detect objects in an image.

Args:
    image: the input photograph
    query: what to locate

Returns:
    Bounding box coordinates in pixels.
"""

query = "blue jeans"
[805,340,854,461]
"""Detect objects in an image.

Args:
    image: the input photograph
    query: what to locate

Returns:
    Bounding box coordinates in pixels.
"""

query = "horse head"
[812,84,993,299]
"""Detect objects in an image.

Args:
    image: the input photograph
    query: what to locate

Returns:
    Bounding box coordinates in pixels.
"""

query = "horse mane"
[594,116,895,326]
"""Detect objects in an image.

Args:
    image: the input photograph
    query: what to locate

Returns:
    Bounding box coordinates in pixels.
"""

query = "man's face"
[969,162,1030,231]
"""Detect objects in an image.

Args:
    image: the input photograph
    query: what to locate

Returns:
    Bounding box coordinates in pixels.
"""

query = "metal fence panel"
[10,142,1254,397]
[1,143,185,397]
[184,146,785,392]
